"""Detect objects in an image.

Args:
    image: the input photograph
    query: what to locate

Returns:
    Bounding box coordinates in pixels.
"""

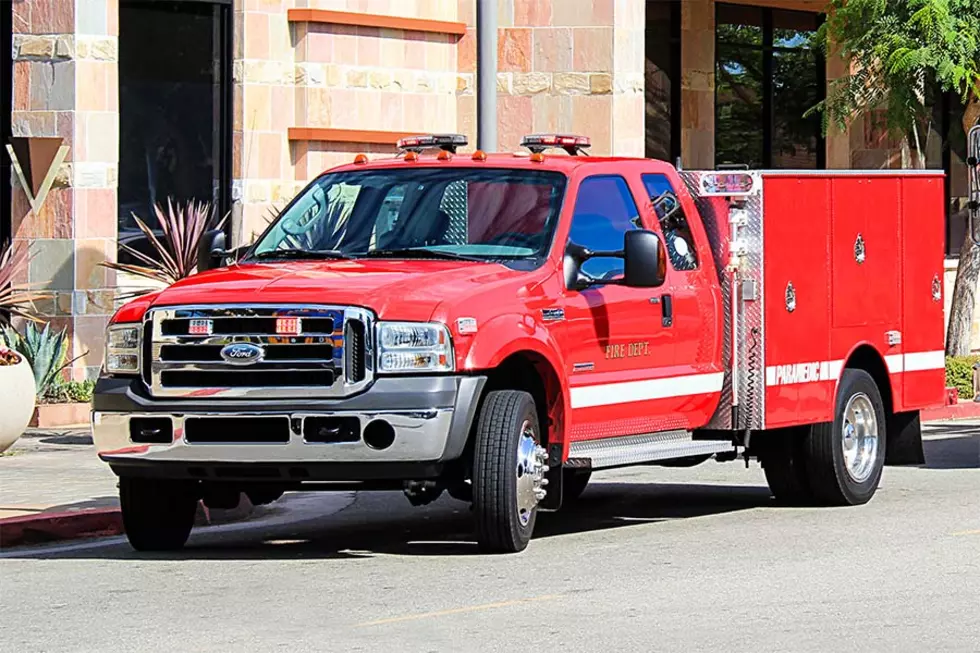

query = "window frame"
[641,173,700,272]
[714,3,827,170]
[566,174,645,285]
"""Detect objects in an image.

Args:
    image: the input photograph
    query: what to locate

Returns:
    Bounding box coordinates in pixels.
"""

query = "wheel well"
[844,345,894,415]
[481,352,564,448]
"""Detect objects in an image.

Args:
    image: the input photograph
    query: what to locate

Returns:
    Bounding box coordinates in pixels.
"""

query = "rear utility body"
[91,133,946,553]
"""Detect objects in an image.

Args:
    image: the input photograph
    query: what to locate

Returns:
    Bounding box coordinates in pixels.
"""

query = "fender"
[110,290,165,325]
[459,312,570,435]
[836,340,899,414]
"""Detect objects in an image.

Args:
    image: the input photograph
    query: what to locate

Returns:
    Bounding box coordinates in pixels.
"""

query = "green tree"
[811,0,980,356]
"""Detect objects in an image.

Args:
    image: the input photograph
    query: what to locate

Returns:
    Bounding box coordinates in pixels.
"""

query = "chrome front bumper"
[91,375,486,470]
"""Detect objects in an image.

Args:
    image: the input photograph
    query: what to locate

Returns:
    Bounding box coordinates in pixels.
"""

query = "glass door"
[118,0,232,265]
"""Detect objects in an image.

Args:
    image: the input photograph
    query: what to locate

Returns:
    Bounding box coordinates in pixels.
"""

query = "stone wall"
[10,0,119,380]
[235,0,460,245]
[456,0,644,156]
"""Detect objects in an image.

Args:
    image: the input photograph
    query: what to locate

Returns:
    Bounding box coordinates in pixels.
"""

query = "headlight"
[105,324,140,374]
[377,322,453,373]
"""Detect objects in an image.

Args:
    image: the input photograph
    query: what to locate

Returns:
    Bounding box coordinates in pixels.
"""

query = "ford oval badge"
[220,342,265,366]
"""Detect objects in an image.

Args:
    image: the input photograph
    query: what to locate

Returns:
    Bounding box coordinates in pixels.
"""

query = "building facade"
[3,0,976,379]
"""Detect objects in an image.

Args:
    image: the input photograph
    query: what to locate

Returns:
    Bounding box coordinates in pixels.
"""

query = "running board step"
[568,431,737,470]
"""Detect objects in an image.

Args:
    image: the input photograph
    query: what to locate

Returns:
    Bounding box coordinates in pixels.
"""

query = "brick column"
[680,0,714,168]
[10,0,118,381]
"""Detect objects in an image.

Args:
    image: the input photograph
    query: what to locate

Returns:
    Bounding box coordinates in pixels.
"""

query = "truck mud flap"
[885,411,925,466]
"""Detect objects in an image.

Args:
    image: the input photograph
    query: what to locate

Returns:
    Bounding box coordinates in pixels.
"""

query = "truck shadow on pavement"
[10,481,775,561]
[921,430,980,469]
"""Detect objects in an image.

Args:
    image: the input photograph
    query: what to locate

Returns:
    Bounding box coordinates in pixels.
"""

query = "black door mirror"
[197,229,227,273]
[623,230,666,288]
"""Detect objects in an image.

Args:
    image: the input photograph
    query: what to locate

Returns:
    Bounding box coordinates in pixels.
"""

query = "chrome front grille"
[145,305,375,399]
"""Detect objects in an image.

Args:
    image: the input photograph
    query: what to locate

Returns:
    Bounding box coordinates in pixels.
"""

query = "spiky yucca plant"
[102,198,228,289]
[0,322,82,399]
[0,241,48,324]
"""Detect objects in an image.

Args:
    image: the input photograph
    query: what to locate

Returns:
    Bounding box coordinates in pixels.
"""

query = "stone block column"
[458,0,644,156]
[10,0,119,381]
[680,0,714,169]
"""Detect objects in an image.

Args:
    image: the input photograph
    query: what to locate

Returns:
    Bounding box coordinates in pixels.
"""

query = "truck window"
[568,175,642,282]
[249,168,567,271]
[641,174,699,271]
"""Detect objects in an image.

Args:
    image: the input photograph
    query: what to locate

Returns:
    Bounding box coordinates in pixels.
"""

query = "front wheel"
[472,391,549,553]
[804,369,887,506]
[120,477,198,552]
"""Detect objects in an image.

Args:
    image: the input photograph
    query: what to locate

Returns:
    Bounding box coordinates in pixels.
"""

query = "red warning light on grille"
[276,317,301,335]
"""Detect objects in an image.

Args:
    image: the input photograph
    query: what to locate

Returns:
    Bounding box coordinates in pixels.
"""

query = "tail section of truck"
[681,170,946,444]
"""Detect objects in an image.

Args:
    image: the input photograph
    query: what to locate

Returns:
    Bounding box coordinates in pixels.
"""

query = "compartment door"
[901,177,946,410]
[831,178,902,329]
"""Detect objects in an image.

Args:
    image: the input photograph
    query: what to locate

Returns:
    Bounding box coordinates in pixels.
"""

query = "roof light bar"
[396,133,468,154]
[520,133,591,156]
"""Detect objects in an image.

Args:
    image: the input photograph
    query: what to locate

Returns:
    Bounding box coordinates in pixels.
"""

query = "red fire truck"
[92,133,947,553]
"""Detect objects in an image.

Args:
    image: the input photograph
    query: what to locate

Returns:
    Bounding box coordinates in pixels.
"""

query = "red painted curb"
[0,508,123,548]
[922,402,980,423]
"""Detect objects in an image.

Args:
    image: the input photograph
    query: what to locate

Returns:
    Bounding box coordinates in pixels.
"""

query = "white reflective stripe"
[904,350,945,372]
[884,354,904,374]
[570,372,724,409]
[765,360,843,387]
[765,350,944,387]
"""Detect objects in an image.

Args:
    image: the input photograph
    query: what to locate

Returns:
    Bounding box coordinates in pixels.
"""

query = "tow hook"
[403,480,444,506]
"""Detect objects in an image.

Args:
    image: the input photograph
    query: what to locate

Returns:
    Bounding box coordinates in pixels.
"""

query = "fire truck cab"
[92,133,947,553]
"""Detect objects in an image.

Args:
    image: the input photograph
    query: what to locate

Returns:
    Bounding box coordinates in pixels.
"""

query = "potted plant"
[1,321,91,428]
[0,242,45,452]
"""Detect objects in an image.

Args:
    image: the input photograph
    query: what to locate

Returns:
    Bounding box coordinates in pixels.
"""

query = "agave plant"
[102,198,228,290]
[0,322,84,400]
[0,241,48,323]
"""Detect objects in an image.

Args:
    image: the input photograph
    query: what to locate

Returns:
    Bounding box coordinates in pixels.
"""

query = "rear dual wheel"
[763,369,886,506]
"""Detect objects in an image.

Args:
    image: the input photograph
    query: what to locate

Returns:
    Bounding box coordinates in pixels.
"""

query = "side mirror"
[563,229,666,290]
[197,229,227,273]
[623,230,666,288]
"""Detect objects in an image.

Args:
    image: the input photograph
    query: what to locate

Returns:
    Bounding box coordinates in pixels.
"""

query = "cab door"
[638,172,724,430]
[562,174,681,441]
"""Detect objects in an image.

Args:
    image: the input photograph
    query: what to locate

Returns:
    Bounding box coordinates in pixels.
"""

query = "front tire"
[472,391,549,553]
[804,369,886,506]
[120,477,198,552]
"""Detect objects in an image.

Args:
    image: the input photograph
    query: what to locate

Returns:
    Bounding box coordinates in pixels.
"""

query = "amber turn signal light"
[471,150,487,161]
[353,153,368,164]
[530,152,545,163]
[437,150,452,161]
[404,151,419,162]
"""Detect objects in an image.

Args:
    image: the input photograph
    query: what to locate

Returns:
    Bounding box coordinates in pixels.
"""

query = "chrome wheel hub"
[841,392,879,483]
[515,420,549,526]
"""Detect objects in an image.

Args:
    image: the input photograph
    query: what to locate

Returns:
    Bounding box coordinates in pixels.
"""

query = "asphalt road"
[2,423,978,653]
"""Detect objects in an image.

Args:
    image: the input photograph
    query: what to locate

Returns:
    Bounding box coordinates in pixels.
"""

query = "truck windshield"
[248,167,568,269]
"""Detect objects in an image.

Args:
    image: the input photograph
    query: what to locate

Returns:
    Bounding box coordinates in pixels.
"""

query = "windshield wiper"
[363,248,483,262]
[251,249,352,261]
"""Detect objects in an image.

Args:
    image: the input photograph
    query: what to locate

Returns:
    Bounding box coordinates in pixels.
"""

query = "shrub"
[945,355,980,400]
[41,379,96,405]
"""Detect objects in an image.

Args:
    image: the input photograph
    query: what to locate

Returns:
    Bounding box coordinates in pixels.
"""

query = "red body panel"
[763,173,946,429]
[108,150,945,455]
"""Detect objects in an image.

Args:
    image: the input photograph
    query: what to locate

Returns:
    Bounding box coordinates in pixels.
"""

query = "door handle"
[661,294,673,327]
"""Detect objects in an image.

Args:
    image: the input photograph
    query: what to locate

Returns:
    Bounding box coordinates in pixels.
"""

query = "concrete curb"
[0,508,123,548]
[922,402,980,423]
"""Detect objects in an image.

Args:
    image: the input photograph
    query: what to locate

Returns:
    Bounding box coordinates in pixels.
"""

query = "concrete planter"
[30,402,92,428]
[0,354,37,453]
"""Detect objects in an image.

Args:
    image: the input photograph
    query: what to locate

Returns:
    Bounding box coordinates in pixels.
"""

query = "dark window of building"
[568,176,642,281]
[925,88,972,257]
[118,0,232,265]
[1,0,12,246]
[715,4,825,169]
[645,0,681,163]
